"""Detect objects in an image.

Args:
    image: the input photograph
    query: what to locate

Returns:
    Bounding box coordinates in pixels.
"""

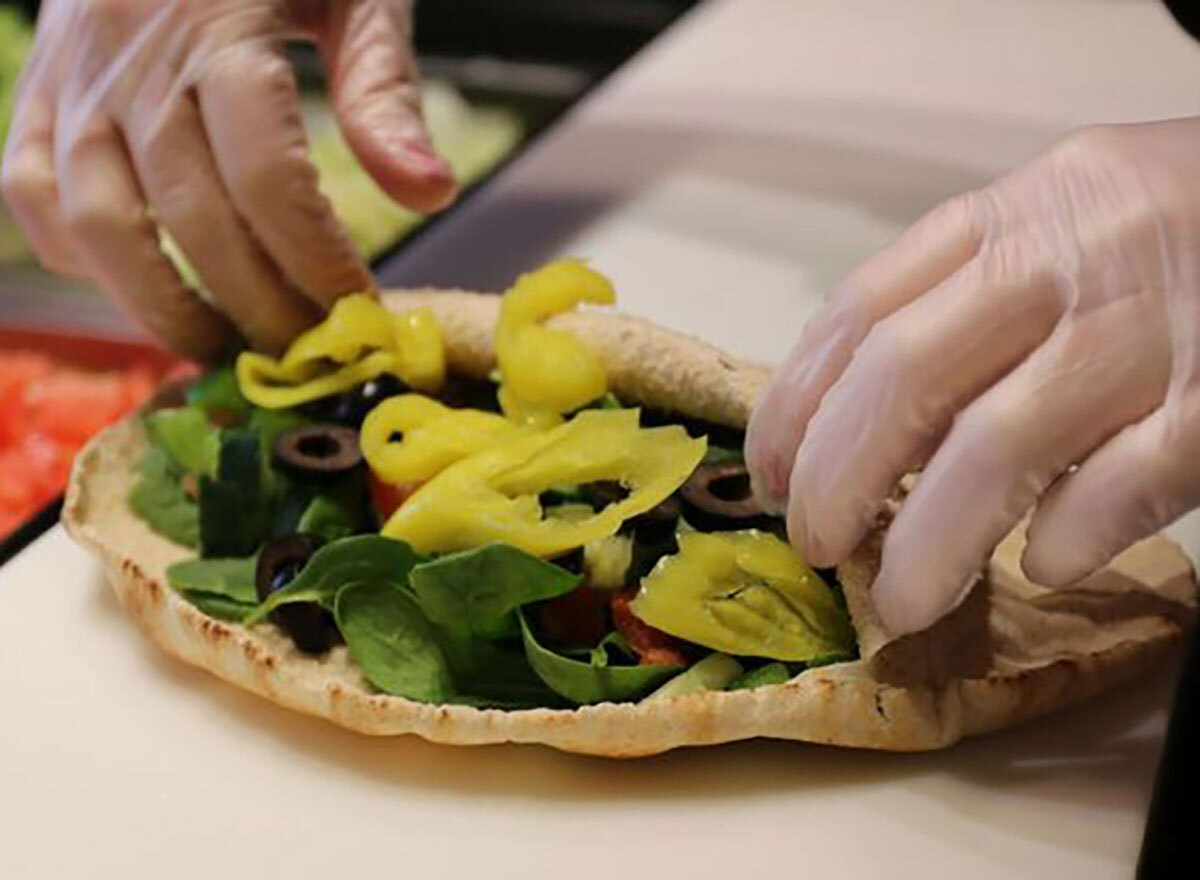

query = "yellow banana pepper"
[360,394,527,485]
[495,259,616,427]
[391,308,446,393]
[631,531,855,662]
[236,294,445,408]
[382,408,705,556]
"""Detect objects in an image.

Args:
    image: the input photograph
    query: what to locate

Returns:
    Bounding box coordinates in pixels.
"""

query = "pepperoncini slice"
[391,308,446,392]
[237,349,397,410]
[360,394,527,485]
[236,294,445,408]
[382,408,705,557]
[630,531,855,662]
[495,259,616,426]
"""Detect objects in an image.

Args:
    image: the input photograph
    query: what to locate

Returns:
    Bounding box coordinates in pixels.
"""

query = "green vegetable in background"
[519,610,682,705]
[143,407,220,477]
[309,82,522,259]
[0,10,34,264]
[247,407,308,456]
[246,534,424,623]
[185,368,252,422]
[128,447,199,548]
[410,543,581,640]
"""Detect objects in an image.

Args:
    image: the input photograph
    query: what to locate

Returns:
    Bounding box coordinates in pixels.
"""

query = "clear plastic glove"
[746,118,1200,636]
[2,0,456,360]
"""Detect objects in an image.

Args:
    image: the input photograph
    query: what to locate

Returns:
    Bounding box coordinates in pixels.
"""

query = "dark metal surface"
[1137,626,1198,878]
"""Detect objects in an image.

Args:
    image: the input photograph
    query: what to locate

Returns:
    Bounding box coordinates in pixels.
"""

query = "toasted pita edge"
[62,289,1194,756]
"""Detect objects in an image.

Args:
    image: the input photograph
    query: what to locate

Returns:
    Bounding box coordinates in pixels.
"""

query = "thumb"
[316,0,456,213]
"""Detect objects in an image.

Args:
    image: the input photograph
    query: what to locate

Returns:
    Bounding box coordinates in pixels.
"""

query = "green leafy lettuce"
[519,610,681,705]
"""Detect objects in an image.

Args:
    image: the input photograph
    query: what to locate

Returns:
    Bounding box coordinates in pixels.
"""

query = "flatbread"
[63,290,1197,756]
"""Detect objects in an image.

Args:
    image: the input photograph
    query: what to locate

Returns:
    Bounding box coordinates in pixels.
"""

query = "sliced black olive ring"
[255,534,339,654]
[274,424,363,477]
[680,461,777,532]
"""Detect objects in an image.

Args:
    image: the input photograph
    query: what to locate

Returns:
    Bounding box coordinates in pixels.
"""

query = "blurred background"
[0,0,701,324]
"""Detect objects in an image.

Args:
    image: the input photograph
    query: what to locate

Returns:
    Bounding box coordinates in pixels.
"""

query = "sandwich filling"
[129,261,857,709]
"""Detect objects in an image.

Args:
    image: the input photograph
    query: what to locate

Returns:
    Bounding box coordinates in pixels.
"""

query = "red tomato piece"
[538,585,611,650]
[0,351,165,541]
[611,590,691,667]
[366,472,425,524]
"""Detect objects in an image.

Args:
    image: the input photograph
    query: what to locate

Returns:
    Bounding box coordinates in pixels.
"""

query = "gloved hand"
[746,118,1200,636]
[2,0,456,360]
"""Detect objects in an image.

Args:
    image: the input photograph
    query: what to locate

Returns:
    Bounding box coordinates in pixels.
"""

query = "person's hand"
[746,118,1200,635]
[2,0,456,360]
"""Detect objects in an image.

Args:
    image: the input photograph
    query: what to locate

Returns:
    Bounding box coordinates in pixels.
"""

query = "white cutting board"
[5,1,1200,877]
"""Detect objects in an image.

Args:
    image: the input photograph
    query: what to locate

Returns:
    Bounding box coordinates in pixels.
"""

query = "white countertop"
[5,1,1200,877]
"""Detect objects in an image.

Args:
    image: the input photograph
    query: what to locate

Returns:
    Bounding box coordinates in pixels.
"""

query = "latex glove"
[2,0,456,360]
[746,118,1200,636]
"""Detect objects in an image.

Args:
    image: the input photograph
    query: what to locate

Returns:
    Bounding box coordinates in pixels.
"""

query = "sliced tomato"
[367,471,425,523]
[538,585,611,650]
[0,351,164,540]
[611,590,691,667]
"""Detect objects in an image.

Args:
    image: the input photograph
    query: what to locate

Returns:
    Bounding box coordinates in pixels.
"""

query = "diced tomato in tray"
[0,327,184,546]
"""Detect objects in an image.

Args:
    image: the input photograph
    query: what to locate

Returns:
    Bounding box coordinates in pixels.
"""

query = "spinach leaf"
[436,626,564,708]
[584,392,623,411]
[588,630,635,668]
[726,661,791,691]
[519,611,681,705]
[335,580,456,702]
[199,430,269,558]
[128,447,199,547]
[143,406,220,477]
[246,534,424,623]
[410,544,581,640]
[184,592,256,622]
[248,407,308,457]
[268,476,314,538]
[703,444,743,466]
[296,477,366,542]
[186,367,251,421]
[166,556,258,604]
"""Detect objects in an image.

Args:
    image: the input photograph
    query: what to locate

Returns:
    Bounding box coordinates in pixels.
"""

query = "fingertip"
[355,135,458,214]
[1022,501,1111,588]
[785,482,839,569]
[745,407,790,514]
[871,550,978,637]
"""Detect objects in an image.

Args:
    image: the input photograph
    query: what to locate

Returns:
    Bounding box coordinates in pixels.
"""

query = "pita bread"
[63,290,1197,757]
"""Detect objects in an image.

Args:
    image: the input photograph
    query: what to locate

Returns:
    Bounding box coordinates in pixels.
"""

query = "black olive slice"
[434,373,502,412]
[274,424,362,477]
[680,461,777,532]
[581,480,630,511]
[306,373,409,426]
[629,495,681,544]
[255,534,336,654]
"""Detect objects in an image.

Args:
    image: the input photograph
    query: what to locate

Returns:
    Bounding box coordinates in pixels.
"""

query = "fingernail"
[405,141,453,177]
